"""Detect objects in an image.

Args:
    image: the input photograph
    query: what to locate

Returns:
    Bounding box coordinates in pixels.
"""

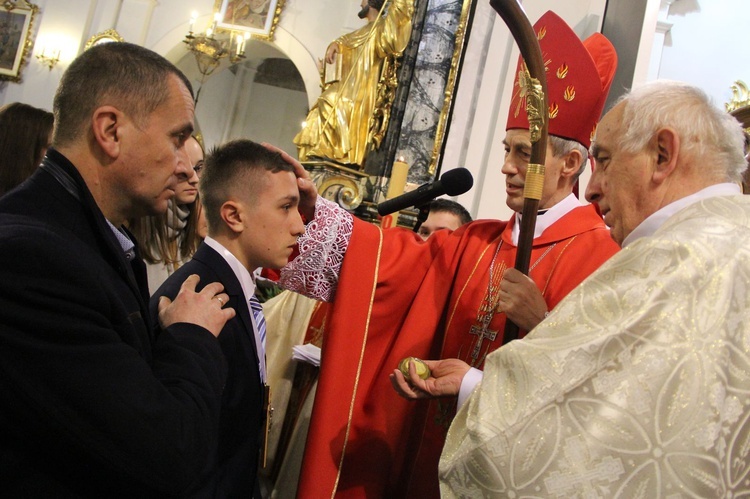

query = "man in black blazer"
[152,139,305,497]
[0,43,235,496]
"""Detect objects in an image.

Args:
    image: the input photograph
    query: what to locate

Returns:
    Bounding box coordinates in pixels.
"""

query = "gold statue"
[294,0,414,167]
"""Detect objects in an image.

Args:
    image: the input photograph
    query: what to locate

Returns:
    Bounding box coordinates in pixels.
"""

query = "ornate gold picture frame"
[215,0,285,41]
[0,0,38,82]
[84,29,125,51]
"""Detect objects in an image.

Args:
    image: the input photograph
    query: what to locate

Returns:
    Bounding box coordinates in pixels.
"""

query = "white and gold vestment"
[440,194,750,498]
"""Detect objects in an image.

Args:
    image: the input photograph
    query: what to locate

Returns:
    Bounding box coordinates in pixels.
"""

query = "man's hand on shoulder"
[157,274,235,337]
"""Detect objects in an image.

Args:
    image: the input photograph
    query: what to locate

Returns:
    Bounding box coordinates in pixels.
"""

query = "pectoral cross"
[469,323,497,363]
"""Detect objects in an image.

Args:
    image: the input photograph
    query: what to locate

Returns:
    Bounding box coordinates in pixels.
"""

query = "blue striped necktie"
[249,294,266,350]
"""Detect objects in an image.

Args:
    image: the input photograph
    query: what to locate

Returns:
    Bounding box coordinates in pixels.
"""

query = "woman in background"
[0,102,54,197]
[130,135,205,293]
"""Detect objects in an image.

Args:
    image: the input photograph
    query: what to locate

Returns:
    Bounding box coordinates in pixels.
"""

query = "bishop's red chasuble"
[296,205,619,498]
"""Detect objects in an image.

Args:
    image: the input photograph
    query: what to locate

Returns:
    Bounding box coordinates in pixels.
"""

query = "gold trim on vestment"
[444,232,572,361]
[331,226,384,497]
[444,236,501,333]
[539,235,577,295]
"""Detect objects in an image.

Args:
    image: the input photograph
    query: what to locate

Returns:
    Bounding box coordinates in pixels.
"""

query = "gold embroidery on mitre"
[537,25,547,41]
[556,64,568,79]
[564,85,576,102]
[549,102,559,119]
[591,123,598,143]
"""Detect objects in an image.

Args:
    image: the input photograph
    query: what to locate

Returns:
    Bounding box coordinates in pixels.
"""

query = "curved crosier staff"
[490,0,549,343]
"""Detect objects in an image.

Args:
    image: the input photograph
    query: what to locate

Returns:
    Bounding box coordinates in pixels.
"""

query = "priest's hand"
[390,358,471,400]
[262,142,317,221]
[498,267,548,331]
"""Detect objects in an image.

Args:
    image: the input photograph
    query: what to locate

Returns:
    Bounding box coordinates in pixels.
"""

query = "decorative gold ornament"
[556,64,568,79]
[84,29,124,50]
[368,56,401,151]
[726,80,749,114]
[515,69,545,144]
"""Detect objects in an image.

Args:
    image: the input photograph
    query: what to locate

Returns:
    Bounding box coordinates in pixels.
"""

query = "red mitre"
[506,10,618,148]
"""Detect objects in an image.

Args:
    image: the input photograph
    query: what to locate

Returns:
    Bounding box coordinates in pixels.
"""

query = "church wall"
[656,0,750,108]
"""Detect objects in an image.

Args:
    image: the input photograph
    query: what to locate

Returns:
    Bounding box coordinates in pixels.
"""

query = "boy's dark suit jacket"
[0,149,227,497]
[151,242,265,498]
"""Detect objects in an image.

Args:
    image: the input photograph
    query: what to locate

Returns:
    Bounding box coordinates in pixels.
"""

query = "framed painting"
[0,0,38,82]
[214,0,285,41]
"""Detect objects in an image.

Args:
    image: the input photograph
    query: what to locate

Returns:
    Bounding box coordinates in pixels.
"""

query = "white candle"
[236,34,243,56]
[386,158,409,200]
[189,11,197,32]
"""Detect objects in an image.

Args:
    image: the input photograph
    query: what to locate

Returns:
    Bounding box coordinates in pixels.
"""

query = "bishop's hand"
[497,267,548,332]
[262,142,317,221]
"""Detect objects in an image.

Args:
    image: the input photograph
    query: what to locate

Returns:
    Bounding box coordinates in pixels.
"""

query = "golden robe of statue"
[294,0,414,167]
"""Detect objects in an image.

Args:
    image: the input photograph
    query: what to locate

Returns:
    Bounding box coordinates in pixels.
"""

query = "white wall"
[653,0,750,107]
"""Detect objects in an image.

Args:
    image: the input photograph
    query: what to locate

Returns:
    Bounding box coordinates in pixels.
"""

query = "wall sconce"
[36,47,60,70]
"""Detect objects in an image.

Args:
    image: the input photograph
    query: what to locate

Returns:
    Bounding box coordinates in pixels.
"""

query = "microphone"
[377,167,473,216]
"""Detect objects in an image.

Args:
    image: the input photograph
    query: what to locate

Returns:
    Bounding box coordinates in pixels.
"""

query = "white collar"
[203,236,257,302]
[511,193,583,245]
[622,183,742,247]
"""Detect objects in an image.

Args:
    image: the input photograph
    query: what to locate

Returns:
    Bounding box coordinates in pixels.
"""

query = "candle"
[236,34,243,56]
[210,12,220,34]
[382,157,409,228]
[189,11,197,32]
[386,157,409,200]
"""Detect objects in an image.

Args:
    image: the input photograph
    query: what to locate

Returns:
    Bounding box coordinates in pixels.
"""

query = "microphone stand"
[490,0,549,344]
[411,203,430,233]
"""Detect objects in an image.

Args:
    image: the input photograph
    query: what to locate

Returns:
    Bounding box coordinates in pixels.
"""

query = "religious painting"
[0,1,38,82]
[215,0,285,41]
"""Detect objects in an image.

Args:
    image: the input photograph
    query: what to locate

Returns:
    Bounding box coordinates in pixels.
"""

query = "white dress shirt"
[203,236,266,382]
